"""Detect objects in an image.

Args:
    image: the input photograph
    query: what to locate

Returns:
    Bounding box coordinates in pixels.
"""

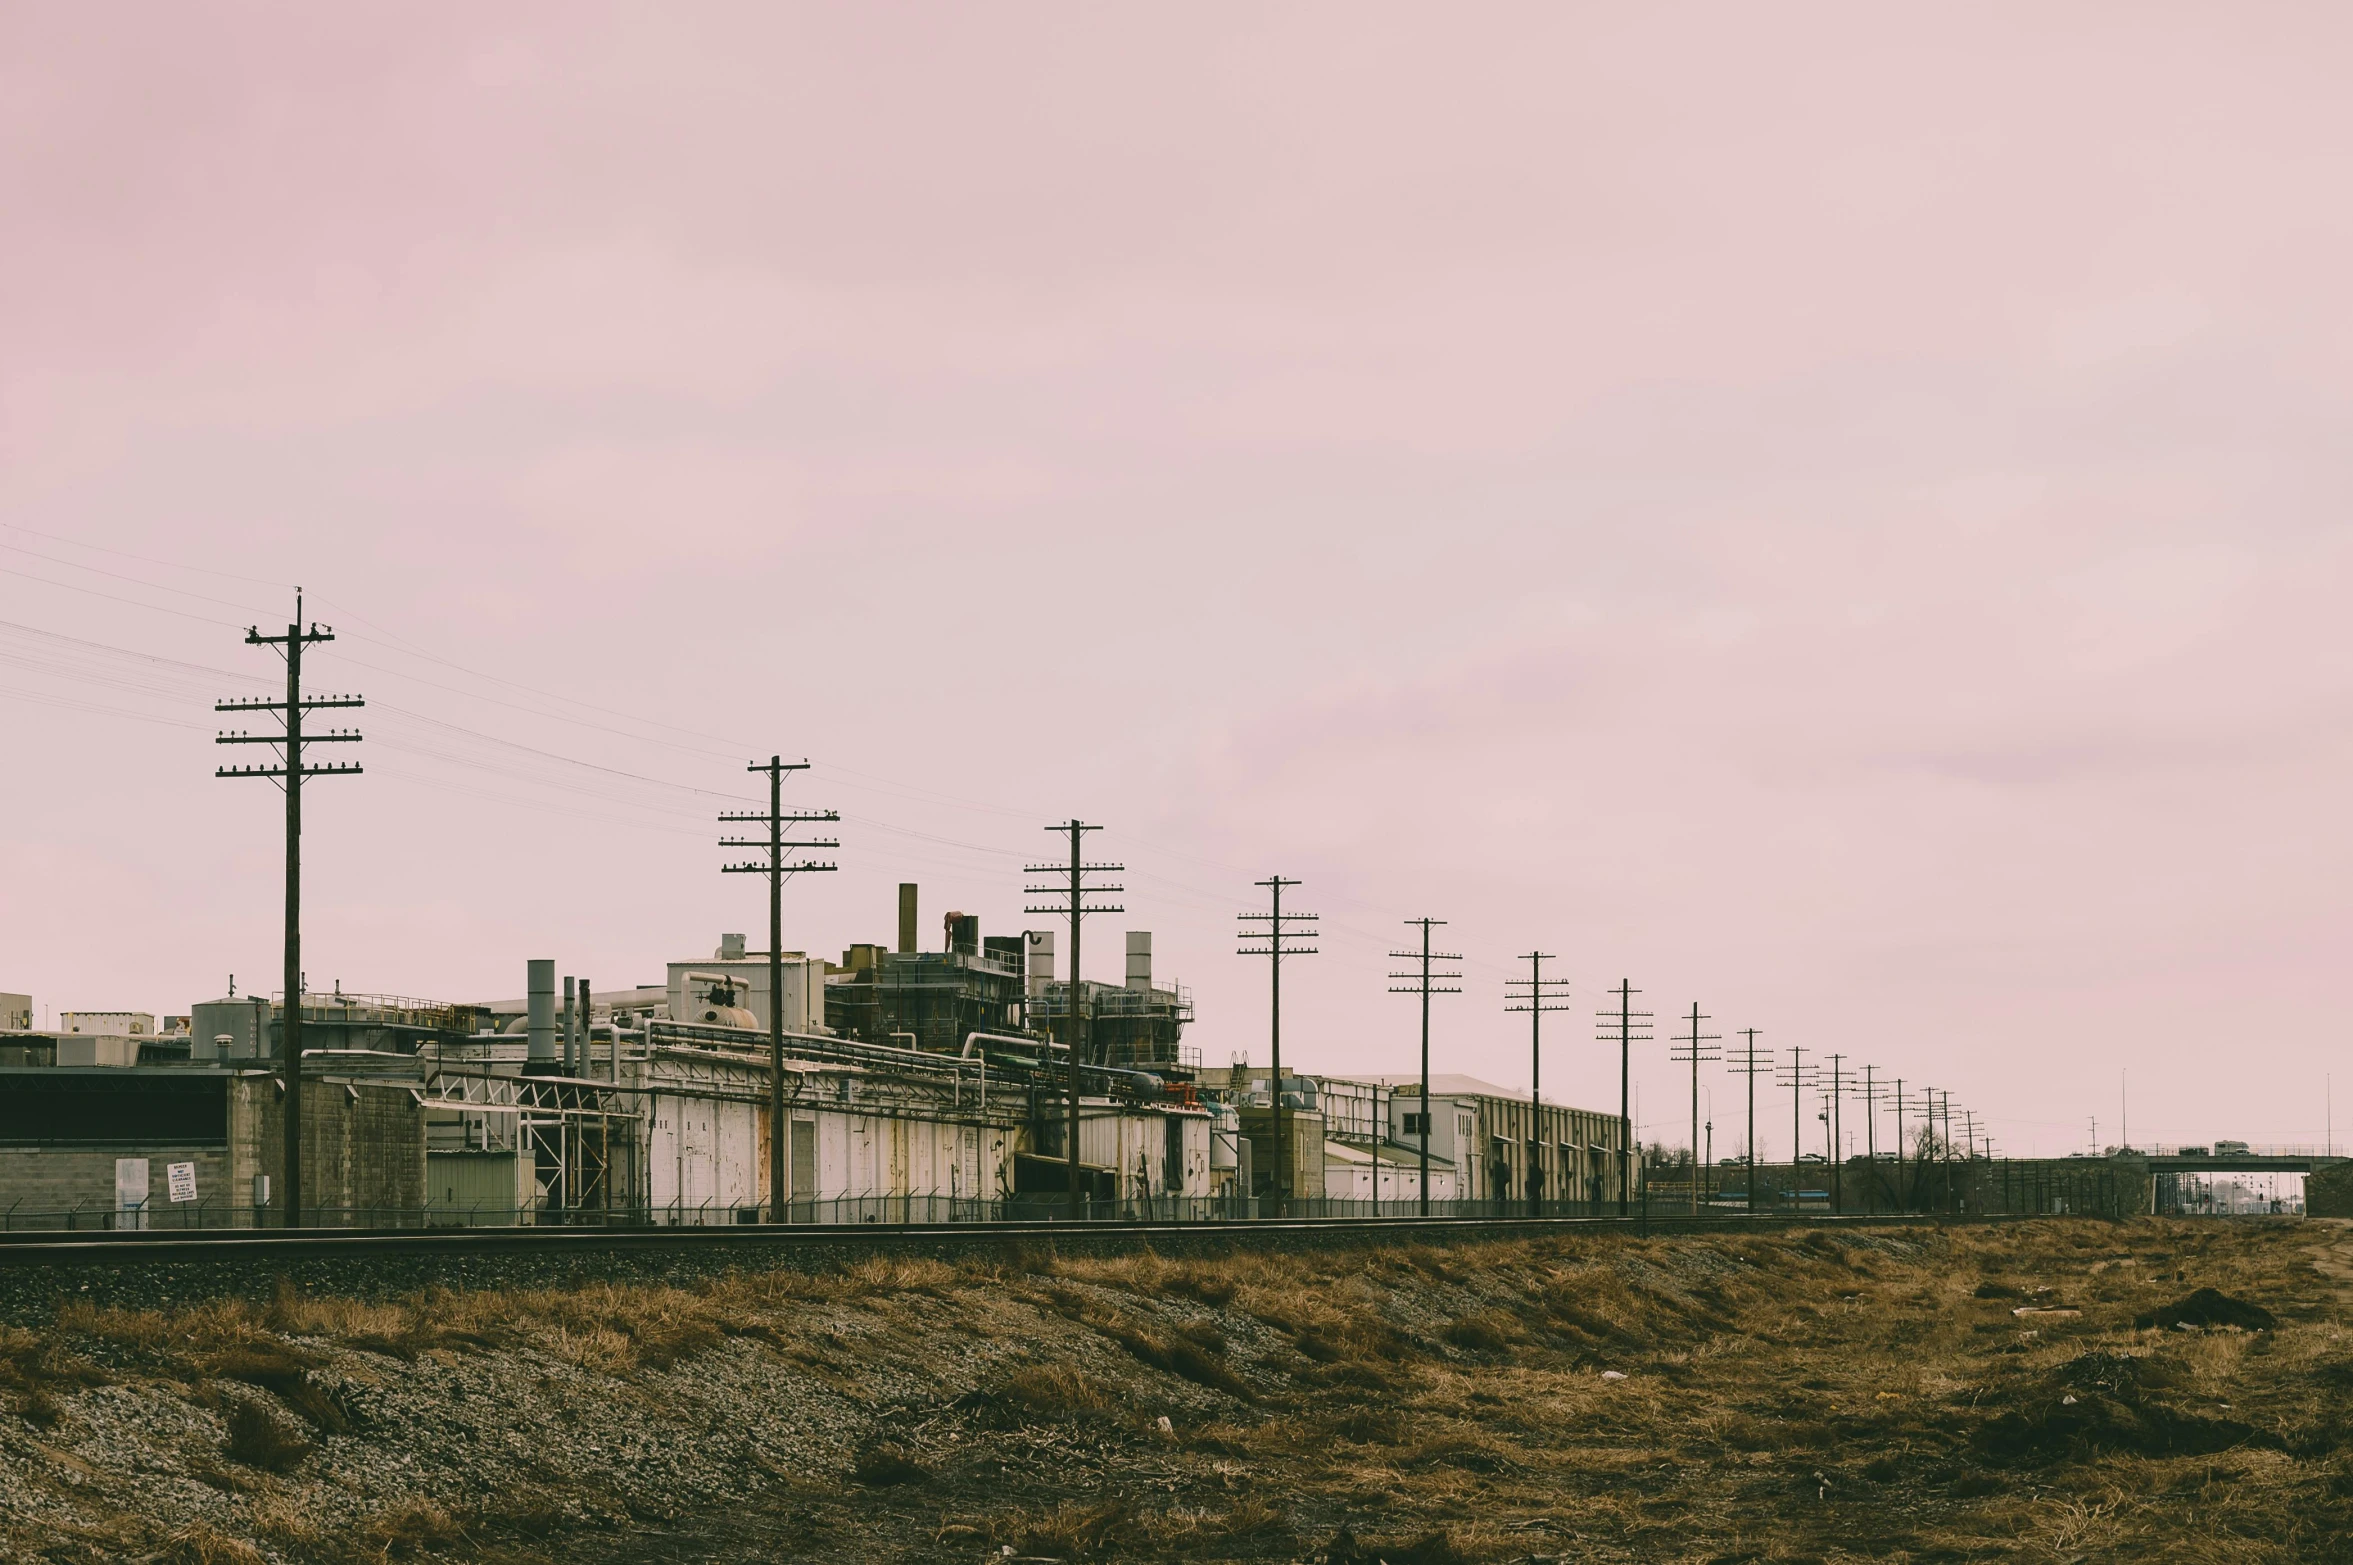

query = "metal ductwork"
[526,959,557,1062]
[898,883,918,954]
[1126,931,1152,992]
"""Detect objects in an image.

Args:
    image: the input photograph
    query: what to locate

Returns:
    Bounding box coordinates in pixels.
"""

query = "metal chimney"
[1125,931,1152,992]
[898,884,919,954]
[1025,930,1054,1000]
[527,959,557,1063]
[562,975,576,1074]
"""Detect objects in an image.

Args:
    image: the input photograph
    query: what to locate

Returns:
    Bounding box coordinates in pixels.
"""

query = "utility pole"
[719,757,838,1224]
[1776,1046,1818,1207]
[1389,920,1461,1216]
[1861,1064,1879,1215]
[1505,953,1571,1216]
[1892,1078,1907,1212]
[1597,981,1652,1216]
[216,590,362,1228]
[1826,1053,1848,1213]
[1025,824,1122,1220]
[1729,1028,1774,1214]
[1670,1005,1720,1215]
[1237,877,1317,1216]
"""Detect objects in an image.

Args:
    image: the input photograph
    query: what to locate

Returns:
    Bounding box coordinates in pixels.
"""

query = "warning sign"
[167,1162,198,1203]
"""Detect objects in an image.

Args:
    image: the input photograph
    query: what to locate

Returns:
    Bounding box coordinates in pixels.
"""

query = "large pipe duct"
[527,959,557,1064]
[898,883,918,954]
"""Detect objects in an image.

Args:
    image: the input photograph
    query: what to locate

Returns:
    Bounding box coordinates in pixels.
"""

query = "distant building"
[61,1011,153,1037]
[1367,1073,1631,1207]
[0,994,31,1032]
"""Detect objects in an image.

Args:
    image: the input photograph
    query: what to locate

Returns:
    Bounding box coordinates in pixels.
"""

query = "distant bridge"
[2142,1153,2348,1176]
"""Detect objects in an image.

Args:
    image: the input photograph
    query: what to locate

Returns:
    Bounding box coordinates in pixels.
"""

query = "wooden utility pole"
[1777,1046,1819,1206]
[1026,824,1121,1219]
[1597,981,1651,1216]
[216,591,362,1227]
[1861,1063,1879,1215]
[1729,1028,1773,1213]
[1389,921,1461,1216]
[1505,953,1571,1215]
[1670,1005,1720,1214]
[1237,877,1316,1215]
[720,758,838,1222]
[1826,1052,1848,1212]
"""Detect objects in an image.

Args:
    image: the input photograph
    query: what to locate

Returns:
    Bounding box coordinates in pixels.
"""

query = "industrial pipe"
[526,960,556,1064]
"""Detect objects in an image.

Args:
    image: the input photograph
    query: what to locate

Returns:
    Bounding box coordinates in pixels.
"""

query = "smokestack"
[898,883,918,954]
[562,975,576,1074]
[1025,929,1054,1000]
[527,960,557,1063]
[1126,931,1152,992]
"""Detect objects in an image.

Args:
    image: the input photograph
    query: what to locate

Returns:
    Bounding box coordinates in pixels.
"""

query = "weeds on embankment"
[2,1221,2348,1562]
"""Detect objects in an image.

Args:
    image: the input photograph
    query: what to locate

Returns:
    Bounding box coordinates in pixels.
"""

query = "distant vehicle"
[2176,1146,2210,1156]
[1718,1155,1752,1166]
[1796,1152,1826,1163]
[2214,1140,2251,1156]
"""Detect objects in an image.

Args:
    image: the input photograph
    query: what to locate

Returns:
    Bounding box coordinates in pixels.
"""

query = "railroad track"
[0,1208,1961,1267]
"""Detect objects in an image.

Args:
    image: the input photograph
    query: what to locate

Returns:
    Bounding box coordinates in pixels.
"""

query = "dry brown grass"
[152,1523,270,1565]
[11,1219,2349,1563]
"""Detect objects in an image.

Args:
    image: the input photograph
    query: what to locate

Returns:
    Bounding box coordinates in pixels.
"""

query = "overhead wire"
[7,545,1839,1116]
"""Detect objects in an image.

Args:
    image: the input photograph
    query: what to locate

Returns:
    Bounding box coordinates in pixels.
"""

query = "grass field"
[2,1218,2347,1562]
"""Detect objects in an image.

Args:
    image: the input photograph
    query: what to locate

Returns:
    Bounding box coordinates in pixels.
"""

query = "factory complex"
[0,887,1632,1229]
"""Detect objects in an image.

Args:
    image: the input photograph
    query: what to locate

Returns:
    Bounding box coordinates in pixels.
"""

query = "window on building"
[1402,1112,1429,1136]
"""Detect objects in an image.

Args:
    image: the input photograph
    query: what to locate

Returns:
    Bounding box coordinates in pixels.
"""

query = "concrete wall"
[2304,1161,2353,1218]
[250,1077,428,1218]
[0,1144,237,1226]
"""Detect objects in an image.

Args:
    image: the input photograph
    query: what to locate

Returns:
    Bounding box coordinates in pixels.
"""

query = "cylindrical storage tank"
[190,999,262,1060]
[947,913,979,955]
[527,959,557,1062]
[1209,1104,1240,1170]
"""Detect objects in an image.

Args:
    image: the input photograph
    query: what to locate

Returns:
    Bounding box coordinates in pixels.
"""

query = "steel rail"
[0,1209,1980,1265]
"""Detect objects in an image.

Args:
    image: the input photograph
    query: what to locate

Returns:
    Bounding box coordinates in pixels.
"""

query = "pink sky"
[5,5,2350,1157]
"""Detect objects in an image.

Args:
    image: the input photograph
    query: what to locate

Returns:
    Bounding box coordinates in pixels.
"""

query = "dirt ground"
[2,1218,2349,1563]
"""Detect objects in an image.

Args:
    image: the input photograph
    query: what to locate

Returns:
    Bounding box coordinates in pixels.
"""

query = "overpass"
[2142,1153,2348,1176]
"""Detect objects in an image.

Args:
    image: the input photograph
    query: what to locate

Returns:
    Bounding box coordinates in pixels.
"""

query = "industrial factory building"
[1,883,1627,1226]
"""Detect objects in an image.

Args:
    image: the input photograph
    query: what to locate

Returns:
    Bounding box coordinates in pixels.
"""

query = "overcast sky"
[5,5,2349,1158]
